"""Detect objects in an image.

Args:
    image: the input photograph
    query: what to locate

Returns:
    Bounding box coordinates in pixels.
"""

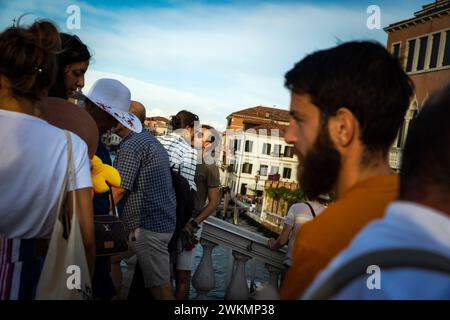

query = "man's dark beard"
[299,128,341,199]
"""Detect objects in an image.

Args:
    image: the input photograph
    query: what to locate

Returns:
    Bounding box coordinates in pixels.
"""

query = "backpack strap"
[306,248,450,300]
[304,201,316,218]
[171,163,182,175]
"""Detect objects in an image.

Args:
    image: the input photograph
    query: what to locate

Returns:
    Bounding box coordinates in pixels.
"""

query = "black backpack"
[168,164,194,256]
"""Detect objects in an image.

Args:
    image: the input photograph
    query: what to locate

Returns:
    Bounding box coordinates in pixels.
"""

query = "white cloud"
[147,107,168,118]
[85,69,229,131]
[72,2,393,122]
[1,0,426,131]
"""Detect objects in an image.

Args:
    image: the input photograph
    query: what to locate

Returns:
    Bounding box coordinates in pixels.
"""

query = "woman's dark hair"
[48,33,91,99]
[171,110,199,129]
[0,19,60,102]
[285,41,414,159]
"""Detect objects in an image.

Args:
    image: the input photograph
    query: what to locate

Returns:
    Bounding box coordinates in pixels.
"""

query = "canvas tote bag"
[35,131,92,300]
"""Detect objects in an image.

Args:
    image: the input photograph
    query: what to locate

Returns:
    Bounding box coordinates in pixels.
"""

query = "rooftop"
[384,0,450,32]
[228,106,290,123]
[146,116,170,123]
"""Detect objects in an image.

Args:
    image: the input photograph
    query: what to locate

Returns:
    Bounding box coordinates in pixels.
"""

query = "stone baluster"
[225,251,251,300]
[265,263,283,289]
[223,192,230,219]
[249,258,257,294]
[233,207,239,224]
[192,239,217,299]
[225,247,234,287]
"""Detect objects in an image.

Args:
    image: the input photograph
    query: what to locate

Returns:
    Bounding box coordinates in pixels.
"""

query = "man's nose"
[77,75,85,88]
[284,119,297,144]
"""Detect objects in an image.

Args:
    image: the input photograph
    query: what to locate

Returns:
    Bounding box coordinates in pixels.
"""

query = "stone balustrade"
[191,216,286,300]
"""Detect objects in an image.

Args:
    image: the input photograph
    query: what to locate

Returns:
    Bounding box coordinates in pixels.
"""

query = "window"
[262,143,271,155]
[242,162,253,174]
[429,33,441,69]
[240,183,247,195]
[260,165,268,176]
[245,140,253,152]
[392,43,400,59]
[272,144,281,156]
[229,159,236,173]
[282,168,292,179]
[233,139,241,152]
[270,166,279,175]
[443,30,450,67]
[406,39,416,72]
[416,36,428,71]
[284,146,294,158]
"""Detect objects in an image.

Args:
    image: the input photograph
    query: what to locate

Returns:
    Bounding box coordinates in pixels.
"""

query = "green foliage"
[265,187,307,208]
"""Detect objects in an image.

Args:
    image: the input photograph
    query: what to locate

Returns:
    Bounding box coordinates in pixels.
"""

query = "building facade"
[220,105,292,181]
[226,105,291,131]
[144,116,171,136]
[385,0,450,170]
[100,132,122,158]
[223,123,299,198]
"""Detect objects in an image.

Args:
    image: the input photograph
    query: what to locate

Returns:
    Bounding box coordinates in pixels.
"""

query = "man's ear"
[328,107,357,148]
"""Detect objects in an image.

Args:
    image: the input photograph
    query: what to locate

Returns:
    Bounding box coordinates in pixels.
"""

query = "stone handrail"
[203,216,285,268]
[192,216,286,300]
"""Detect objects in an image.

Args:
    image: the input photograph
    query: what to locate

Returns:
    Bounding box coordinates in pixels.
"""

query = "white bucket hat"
[82,78,142,133]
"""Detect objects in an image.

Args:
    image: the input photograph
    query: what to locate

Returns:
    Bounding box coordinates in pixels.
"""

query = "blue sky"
[0,0,426,130]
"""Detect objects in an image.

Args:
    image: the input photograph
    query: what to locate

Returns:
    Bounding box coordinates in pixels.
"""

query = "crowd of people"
[0,18,448,301]
[0,19,221,300]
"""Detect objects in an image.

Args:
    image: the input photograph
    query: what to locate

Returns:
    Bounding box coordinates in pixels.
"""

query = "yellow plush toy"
[90,155,121,193]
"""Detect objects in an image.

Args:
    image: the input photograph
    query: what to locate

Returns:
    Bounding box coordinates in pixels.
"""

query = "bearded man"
[280,41,414,299]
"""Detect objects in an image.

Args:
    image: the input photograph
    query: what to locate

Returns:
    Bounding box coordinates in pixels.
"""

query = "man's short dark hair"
[285,41,414,158]
[400,82,450,199]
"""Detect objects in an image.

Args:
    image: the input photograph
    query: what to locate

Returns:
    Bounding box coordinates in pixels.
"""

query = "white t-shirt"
[284,201,325,266]
[0,109,92,239]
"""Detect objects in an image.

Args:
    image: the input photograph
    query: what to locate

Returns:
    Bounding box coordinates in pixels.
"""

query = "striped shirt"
[157,132,197,191]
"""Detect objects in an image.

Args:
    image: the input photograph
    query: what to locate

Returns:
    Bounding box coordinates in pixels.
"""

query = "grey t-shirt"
[192,163,220,216]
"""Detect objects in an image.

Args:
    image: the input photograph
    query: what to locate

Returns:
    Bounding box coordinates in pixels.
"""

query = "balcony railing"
[389,147,403,170]
[261,211,284,227]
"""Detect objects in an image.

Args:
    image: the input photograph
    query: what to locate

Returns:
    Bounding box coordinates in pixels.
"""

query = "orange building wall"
[386,14,450,106]
[410,69,450,104]
[227,116,245,131]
